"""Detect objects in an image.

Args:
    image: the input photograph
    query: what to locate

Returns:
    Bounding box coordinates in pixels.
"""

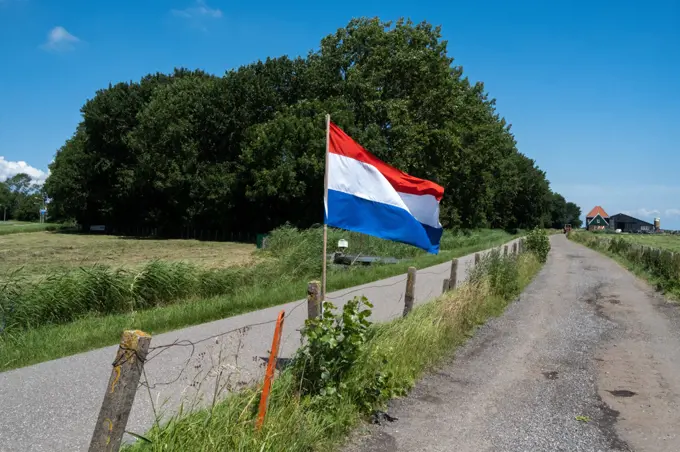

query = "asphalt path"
[0,238,519,452]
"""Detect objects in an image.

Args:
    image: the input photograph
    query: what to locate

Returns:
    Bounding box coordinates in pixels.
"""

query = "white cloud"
[171,0,222,30]
[41,26,80,52]
[665,209,680,217]
[172,0,222,18]
[0,157,48,184]
[621,208,661,219]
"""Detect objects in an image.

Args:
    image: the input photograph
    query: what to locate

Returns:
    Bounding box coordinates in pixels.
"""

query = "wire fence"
[88,238,523,451]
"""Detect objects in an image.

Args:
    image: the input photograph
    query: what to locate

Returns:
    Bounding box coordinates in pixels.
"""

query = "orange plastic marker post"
[256,310,285,430]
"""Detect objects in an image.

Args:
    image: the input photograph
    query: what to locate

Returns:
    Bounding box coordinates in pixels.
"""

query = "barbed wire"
[120,249,504,403]
[132,298,309,391]
[114,252,494,374]
[326,276,408,300]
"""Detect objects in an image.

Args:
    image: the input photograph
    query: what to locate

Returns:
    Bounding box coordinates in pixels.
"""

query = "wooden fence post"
[307,281,321,320]
[403,267,417,317]
[89,330,151,452]
[448,259,459,291]
[442,278,450,293]
[512,243,518,254]
[474,253,481,265]
[504,245,508,256]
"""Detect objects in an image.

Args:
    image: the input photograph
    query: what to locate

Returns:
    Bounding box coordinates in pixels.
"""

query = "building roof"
[586,205,609,218]
[588,213,609,226]
[609,213,654,227]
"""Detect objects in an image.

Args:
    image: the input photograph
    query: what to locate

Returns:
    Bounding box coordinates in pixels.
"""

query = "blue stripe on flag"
[325,189,442,254]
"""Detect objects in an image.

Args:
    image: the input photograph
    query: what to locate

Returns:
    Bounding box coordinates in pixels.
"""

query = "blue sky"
[1,0,679,227]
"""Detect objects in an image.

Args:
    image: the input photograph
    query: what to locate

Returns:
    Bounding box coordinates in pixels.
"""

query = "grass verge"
[0,222,66,235]
[124,250,542,451]
[569,231,680,301]
[0,227,516,371]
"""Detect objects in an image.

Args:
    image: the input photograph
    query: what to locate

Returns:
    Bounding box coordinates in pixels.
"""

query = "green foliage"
[0,173,46,222]
[470,249,521,299]
[123,249,543,452]
[565,202,583,229]
[293,297,374,399]
[44,18,577,233]
[525,227,551,262]
[0,226,514,337]
[0,223,65,236]
[0,228,517,370]
[292,296,406,414]
[545,192,583,229]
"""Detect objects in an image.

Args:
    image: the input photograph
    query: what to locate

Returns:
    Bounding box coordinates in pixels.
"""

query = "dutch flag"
[324,122,445,254]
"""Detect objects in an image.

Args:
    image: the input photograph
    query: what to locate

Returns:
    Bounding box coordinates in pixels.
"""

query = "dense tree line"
[45,18,581,235]
[548,193,583,229]
[0,174,45,222]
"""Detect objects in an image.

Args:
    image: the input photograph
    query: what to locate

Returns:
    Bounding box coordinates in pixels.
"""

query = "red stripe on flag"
[329,122,444,201]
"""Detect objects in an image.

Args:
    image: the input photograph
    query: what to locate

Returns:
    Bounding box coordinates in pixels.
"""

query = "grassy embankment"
[0,227,517,371]
[0,221,66,236]
[124,243,544,451]
[570,231,680,300]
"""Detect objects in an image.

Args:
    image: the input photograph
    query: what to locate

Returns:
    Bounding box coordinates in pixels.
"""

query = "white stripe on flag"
[328,153,408,211]
[398,192,442,229]
[328,153,441,228]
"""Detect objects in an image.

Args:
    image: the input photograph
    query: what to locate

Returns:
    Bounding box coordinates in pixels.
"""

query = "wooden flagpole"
[322,114,330,306]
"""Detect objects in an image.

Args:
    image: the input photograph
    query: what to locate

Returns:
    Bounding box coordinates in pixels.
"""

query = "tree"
[0,183,10,221]
[565,202,583,228]
[45,18,579,236]
[2,173,43,221]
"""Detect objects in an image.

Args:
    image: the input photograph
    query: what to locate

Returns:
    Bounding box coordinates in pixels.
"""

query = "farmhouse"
[585,206,609,231]
[607,213,655,233]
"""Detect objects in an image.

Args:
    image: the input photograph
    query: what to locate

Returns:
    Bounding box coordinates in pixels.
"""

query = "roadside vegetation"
[0,227,515,371]
[0,222,65,236]
[601,232,680,253]
[570,231,680,299]
[124,232,546,452]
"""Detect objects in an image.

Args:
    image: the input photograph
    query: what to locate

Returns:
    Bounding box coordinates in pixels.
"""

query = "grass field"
[606,233,680,252]
[0,232,258,277]
[0,221,63,236]
[0,227,518,371]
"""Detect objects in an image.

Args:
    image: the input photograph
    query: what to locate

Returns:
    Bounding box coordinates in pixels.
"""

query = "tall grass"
[0,226,516,370]
[124,250,542,452]
[1,226,511,333]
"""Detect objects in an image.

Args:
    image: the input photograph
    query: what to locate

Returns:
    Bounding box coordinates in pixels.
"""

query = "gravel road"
[0,239,519,452]
[347,235,680,452]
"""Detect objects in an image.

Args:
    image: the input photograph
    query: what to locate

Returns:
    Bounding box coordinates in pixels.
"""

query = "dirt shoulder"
[346,235,680,452]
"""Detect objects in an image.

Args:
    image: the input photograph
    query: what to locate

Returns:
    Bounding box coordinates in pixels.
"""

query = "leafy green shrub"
[292,297,374,398]
[525,227,551,262]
